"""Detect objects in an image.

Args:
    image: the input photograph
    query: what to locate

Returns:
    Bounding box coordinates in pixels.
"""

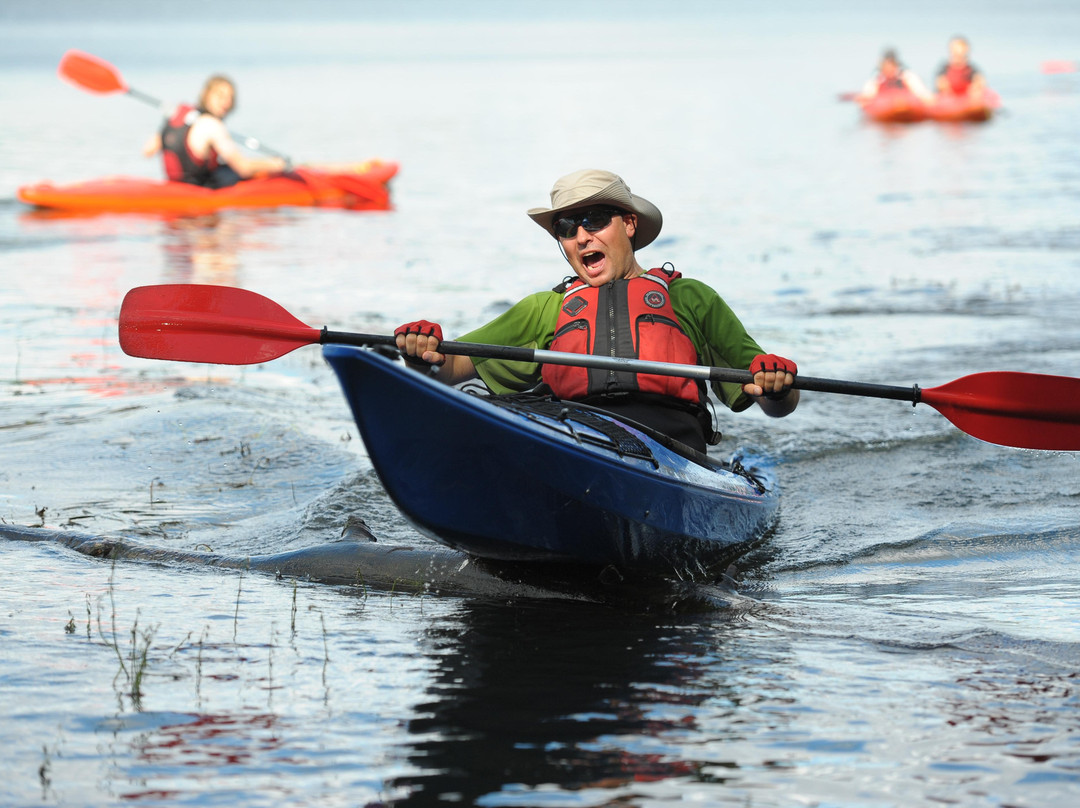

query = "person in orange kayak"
[857,49,933,102]
[394,169,799,452]
[142,75,286,189]
[936,36,986,98]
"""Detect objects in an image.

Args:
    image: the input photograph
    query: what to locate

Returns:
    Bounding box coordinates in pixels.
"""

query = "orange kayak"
[859,87,928,122]
[926,89,1001,122]
[859,87,1001,124]
[18,160,398,214]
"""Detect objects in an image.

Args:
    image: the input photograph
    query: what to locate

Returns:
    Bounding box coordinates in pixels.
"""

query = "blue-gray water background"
[2,1,1080,805]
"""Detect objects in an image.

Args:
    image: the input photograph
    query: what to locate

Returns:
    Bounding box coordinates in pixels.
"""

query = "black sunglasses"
[552,207,623,239]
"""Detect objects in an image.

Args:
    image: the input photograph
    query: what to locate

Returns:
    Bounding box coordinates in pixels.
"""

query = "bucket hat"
[527,169,662,250]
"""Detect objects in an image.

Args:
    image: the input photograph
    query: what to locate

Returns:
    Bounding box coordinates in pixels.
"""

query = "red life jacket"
[160,104,220,185]
[876,73,907,92]
[941,63,976,95]
[543,266,704,405]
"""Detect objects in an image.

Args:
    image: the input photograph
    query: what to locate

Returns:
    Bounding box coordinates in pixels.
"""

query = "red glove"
[394,320,444,342]
[394,320,445,367]
[749,354,797,376]
[749,353,797,399]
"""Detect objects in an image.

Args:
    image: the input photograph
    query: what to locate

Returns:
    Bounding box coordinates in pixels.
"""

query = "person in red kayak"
[857,49,933,103]
[142,75,286,189]
[935,36,986,98]
[394,169,799,453]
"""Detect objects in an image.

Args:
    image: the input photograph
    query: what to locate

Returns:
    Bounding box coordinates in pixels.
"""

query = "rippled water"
[2,1,1080,806]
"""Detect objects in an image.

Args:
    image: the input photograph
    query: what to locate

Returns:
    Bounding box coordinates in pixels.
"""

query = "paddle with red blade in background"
[59,49,291,162]
[118,284,1080,452]
[57,49,386,202]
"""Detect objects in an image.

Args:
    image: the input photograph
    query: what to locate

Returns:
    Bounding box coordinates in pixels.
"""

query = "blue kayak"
[323,345,779,579]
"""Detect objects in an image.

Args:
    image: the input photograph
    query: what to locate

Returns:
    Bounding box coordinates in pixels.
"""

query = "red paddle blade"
[922,372,1080,451]
[119,285,322,365]
[59,50,128,94]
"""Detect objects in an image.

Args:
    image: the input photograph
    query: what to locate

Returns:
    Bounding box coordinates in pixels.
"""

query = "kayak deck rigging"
[485,393,659,467]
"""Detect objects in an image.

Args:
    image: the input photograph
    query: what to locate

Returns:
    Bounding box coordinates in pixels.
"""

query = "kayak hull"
[859,88,1000,123]
[860,88,929,123]
[17,160,398,213]
[927,91,1000,122]
[324,345,779,579]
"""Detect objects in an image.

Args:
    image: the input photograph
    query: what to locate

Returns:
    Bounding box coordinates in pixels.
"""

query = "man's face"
[555,207,638,287]
[949,39,969,64]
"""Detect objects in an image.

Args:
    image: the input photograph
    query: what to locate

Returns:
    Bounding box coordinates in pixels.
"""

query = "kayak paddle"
[59,49,292,163]
[118,284,1080,452]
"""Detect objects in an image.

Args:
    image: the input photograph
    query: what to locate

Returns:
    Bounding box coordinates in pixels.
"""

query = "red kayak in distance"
[859,87,929,122]
[17,159,398,214]
[927,89,1002,122]
[858,87,1001,124]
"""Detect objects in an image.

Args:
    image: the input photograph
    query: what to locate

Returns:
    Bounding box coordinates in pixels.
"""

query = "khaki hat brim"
[527,179,662,250]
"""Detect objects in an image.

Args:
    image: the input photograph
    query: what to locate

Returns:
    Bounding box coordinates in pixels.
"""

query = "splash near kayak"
[16,160,398,214]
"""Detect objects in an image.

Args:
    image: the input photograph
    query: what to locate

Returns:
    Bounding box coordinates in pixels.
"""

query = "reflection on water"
[157,209,310,286]
[131,712,286,772]
[3,2,1080,806]
[15,206,319,292]
[161,214,241,286]
[390,600,716,804]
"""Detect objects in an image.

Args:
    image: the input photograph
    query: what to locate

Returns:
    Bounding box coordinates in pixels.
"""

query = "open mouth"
[582,251,604,270]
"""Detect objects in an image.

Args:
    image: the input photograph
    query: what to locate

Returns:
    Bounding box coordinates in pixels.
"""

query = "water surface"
[2,2,1080,805]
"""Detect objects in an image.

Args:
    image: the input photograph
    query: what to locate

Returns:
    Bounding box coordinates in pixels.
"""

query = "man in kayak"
[935,36,986,98]
[395,169,799,453]
[857,49,933,103]
[142,75,286,189]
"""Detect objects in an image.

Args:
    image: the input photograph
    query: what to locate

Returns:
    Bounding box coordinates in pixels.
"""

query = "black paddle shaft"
[127,87,161,107]
[320,329,922,405]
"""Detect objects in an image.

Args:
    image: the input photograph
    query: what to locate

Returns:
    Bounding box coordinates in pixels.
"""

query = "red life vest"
[543,266,703,405]
[876,74,907,92]
[940,63,976,95]
[160,104,220,185]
